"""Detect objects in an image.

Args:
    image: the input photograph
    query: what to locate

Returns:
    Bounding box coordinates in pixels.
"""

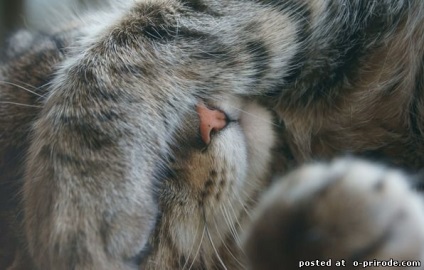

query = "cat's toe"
[243,158,424,270]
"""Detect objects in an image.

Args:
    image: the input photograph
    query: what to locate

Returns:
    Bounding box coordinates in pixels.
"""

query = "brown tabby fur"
[1,0,424,269]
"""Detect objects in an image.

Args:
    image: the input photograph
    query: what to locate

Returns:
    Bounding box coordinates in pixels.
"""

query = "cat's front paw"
[244,159,424,270]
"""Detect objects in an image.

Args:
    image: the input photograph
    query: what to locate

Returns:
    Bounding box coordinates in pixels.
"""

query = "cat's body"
[1,0,424,269]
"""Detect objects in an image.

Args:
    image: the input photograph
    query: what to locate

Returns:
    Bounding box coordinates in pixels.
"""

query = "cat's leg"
[244,158,424,270]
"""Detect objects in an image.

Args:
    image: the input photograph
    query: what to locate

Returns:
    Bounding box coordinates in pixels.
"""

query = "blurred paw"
[244,158,424,270]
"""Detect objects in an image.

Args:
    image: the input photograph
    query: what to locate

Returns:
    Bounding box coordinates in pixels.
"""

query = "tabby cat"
[1,0,424,269]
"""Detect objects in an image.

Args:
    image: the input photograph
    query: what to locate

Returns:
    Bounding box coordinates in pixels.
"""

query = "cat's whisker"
[0,101,43,108]
[186,225,206,270]
[235,193,253,220]
[242,175,263,191]
[226,198,245,239]
[12,79,38,90]
[38,81,55,98]
[220,204,239,245]
[226,198,251,256]
[202,208,228,270]
[181,214,202,270]
[211,212,246,268]
[223,186,243,239]
[235,188,260,220]
[241,188,260,205]
[227,184,254,234]
[0,81,44,98]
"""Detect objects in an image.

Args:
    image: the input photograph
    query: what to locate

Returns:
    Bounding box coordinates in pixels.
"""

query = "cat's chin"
[213,99,276,187]
[149,98,277,268]
[206,98,276,187]
[190,99,276,251]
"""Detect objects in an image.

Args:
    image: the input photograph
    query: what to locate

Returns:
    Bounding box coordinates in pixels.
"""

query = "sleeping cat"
[1,0,424,269]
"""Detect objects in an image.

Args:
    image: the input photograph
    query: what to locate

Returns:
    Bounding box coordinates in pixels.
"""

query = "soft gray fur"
[1,0,424,269]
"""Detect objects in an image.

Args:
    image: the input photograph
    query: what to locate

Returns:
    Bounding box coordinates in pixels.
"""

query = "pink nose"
[196,102,228,145]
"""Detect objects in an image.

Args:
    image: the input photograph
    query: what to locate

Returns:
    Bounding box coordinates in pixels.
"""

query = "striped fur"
[1,0,424,269]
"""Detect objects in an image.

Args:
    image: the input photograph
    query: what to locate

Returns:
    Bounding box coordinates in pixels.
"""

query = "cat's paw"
[243,158,424,270]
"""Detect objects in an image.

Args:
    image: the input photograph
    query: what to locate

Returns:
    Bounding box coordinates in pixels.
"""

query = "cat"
[1,0,424,269]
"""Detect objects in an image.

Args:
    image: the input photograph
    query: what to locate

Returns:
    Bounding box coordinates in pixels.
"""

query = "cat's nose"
[196,102,228,145]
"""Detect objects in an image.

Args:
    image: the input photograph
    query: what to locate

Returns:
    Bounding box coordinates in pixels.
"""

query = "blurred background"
[0,0,103,45]
[0,0,25,44]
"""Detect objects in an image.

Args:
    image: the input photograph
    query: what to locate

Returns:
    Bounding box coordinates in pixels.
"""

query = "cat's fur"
[1,0,424,269]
